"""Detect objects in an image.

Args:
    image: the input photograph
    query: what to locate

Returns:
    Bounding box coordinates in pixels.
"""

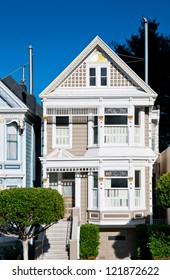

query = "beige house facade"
[39,36,159,259]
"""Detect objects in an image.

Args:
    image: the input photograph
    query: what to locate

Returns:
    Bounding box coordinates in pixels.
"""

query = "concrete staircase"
[42,219,70,260]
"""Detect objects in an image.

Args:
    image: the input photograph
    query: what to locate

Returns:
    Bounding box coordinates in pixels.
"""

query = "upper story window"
[89,67,108,86]
[56,116,69,146]
[104,108,128,144]
[6,122,18,160]
[52,116,72,149]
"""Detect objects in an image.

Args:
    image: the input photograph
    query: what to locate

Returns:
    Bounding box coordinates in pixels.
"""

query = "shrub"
[137,224,170,259]
[80,224,100,259]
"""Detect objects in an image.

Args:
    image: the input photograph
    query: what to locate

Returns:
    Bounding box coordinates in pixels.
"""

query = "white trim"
[52,116,72,149]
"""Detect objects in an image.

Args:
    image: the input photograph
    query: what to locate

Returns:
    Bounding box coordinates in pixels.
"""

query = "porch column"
[57,173,62,195]
[129,162,134,210]
[75,173,81,208]
[98,104,104,147]
[88,172,94,209]
[128,100,134,146]
[98,160,104,210]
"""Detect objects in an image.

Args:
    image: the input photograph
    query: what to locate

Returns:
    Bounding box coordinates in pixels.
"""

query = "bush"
[137,224,170,259]
[80,224,100,259]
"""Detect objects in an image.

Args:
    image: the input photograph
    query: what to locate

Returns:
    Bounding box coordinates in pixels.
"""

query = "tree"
[157,172,170,208]
[0,187,64,260]
[111,18,170,152]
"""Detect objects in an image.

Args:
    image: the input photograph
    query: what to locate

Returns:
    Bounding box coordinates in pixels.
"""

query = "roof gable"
[0,81,27,109]
[40,36,157,97]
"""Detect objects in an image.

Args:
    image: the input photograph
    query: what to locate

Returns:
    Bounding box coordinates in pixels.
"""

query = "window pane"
[111,178,128,188]
[101,68,107,76]
[135,171,141,188]
[105,115,127,125]
[56,116,69,126]
[101,77,107,86]
[90,77,96,86]
[135,108,140,125]
[90,68,96,76]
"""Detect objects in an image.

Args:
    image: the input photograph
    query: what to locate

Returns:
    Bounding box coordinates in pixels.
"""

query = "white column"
[149,160,153,224]
[128,101,134,146]
[128,161,134,210]
[75,172,81,208]
[98,160,104,210]
[57,173,62,194]
[140,108,145,146]
[42,161,47,187]
[0,118,4,161]
[22,122,26,187]
[148,107,152,148]
[98,105,104,147]
[88,172,94,209]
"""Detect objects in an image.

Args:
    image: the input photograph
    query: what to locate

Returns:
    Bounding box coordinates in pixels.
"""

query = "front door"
[62,173,75,218]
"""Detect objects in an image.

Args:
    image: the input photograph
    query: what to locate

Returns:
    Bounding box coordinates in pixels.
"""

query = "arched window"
[6,122,18,160]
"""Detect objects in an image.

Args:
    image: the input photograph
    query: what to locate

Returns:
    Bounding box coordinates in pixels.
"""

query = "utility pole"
[143,17,148,84]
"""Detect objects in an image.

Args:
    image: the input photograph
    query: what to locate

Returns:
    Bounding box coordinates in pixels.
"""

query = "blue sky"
[0,0,170,104]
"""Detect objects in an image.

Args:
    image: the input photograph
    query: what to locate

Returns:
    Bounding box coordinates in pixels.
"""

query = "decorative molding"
[105,170,128,177]
[105,108,128,114]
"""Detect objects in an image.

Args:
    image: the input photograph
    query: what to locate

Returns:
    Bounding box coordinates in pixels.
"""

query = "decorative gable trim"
[40,36,157,97]
[46,148,75,159]
[0,82,28,109]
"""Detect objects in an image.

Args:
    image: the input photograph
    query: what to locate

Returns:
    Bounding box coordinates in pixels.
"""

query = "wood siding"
[80,174,88,224]
[26,122,32,187]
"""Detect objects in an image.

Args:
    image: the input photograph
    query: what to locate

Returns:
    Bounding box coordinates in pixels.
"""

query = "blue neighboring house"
[0,75,42,259]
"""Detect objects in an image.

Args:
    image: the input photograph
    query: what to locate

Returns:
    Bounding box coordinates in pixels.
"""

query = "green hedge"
[137,224,170,259]
[80,224,100,259]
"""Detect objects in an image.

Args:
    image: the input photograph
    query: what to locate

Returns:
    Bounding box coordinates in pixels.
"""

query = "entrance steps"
[42,219,70,260]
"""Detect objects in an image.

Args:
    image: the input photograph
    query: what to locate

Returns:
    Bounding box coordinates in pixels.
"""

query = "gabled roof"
[39,35,157,97]
[1,76,42,116]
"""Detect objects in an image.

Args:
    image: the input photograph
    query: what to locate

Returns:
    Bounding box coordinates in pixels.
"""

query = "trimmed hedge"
[80,224,100,259]
[137,224,170,259]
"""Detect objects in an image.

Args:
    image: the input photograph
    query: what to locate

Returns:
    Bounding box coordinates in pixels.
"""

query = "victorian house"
[0,76,42,258]
[39,36,159,259]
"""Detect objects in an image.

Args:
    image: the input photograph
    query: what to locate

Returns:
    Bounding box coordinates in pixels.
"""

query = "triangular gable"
[0,82,28,109]
[0,95,12,108]
[60,49,136,88]
[39,36,157,97]
[47,148,74,159]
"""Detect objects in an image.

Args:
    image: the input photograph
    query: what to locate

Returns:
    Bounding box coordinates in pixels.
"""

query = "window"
[89,66,108,86]
[104,108,128,144]
[104,170,128,208]
[135,107,140,125]
[89,68,96,86]
[135,170,141,188]
[101,67,107,86]
[93,116,98,144]
[56,116,69,146]
[7,122,18,160]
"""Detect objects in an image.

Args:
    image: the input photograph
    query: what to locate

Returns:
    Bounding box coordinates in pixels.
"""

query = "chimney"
[29,44,33,94]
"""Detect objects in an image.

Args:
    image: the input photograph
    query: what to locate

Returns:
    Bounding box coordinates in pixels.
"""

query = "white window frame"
[134,167,145,209]
[104,108,128,145]
[5,121,20,161]
[52,116,72,149]
[87,62,110,87]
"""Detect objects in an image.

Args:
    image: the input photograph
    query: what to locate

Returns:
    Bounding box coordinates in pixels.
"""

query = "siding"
[26,122,32,187]
[69,116,87,156]
[80,174,88,224]
[47,116,88,156]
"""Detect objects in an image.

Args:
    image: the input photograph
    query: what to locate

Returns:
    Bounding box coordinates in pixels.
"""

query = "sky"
[0,0,170,104]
